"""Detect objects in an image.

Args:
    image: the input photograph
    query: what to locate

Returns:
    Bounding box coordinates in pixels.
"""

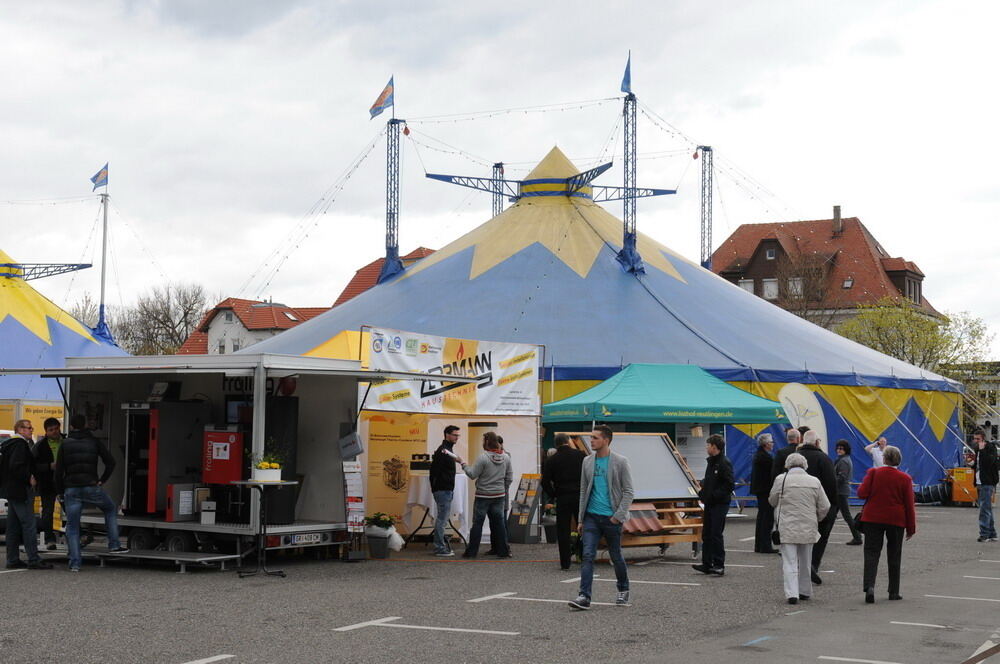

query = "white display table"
[404,474,470,542]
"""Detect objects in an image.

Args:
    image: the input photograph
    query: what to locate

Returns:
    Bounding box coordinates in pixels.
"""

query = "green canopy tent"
[542,363,787,424]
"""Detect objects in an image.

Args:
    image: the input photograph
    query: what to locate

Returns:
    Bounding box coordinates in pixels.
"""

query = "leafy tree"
[836,297,993,372]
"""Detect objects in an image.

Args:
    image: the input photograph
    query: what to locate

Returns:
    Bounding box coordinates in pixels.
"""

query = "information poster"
[362,326,540,416]
[363,412,429,525]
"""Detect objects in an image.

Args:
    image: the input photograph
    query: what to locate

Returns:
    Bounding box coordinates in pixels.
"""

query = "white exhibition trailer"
[3,353,473,557]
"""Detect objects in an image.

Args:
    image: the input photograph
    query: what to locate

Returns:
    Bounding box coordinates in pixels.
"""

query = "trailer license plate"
[292,533,322,544]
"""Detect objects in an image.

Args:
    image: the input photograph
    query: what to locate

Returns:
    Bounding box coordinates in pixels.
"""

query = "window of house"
[843,277,854,289]
[765,248,776,260]
[905,279,921,304]
[284,312,298,322]
[224,311,234,323]
[217,340,226,354]
[788,277,803,298]
[738,279,754,294]
[762,278,779,300]
[232,341,241,352]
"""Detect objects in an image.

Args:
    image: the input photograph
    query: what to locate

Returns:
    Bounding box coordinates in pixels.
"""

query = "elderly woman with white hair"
[769,453,831,604]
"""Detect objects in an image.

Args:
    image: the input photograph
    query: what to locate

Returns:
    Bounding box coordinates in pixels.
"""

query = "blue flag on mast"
[90,163,108,191]
[621,53,632,94]
[369,77,394,119]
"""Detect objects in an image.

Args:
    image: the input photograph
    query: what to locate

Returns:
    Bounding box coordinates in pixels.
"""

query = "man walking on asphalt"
[694,434,734,576]
[542,433,586,570]
[796,430,838,584]
[55,414,128,572]
[570,425,634,610]
[1,419,53,569]
[969,428,998,542]
[428,425,463,557]
[751,433,778,554]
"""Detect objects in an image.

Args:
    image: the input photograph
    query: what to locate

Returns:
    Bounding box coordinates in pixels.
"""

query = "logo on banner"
[372,334,384,353]
[405,338,419,356]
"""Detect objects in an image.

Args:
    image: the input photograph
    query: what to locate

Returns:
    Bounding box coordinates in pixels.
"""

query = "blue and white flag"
[90,163,108,191]
[620,53,632,94]
[369,77,394,119]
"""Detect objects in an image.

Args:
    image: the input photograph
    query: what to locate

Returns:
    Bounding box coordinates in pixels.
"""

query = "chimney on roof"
[833,205,842,235]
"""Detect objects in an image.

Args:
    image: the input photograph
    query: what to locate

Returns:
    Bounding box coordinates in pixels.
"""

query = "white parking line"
[334,616,518,636]
[890,620,949,629]
[926,594,1000,603]
[739,536,755,542]
[979,560,1000,563]
[0,569,28,575]
[817,657,903,664]
[468,592,517,602]
[180,656,235,664]
[469,591,617,607]
[965,576,1000,581]
[558,574,699,586]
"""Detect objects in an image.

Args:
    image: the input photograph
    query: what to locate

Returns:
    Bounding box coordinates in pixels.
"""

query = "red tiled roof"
[176,297,330,355]
[710,217,938,314]
[333,247,436,307]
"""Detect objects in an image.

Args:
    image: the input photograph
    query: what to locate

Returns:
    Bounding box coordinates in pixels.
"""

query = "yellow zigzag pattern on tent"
[728,382,959,443]
[0,250,97,345]
[405,148,692,282]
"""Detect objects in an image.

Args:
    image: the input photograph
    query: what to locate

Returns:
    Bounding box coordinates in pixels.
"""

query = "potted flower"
[252,453,283,482]
[364,512,395,559]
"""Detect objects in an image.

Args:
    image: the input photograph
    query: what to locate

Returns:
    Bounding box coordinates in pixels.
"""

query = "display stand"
[231,480,299,577]
[343,460,367,561]
[507,473,542,544]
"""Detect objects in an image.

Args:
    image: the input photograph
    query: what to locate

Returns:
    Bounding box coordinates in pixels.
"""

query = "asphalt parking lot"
[1,505,998,664]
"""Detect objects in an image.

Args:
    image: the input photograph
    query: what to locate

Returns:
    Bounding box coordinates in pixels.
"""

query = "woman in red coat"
[857,445,917,604]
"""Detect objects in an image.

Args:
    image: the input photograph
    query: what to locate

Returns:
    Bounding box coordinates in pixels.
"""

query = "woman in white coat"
[769,453,831,604]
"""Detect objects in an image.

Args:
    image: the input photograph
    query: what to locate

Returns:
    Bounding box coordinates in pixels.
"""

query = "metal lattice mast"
[492,162,505,217]
[698,146,714,269]
[378,118,405,283]
[616,92,643,273]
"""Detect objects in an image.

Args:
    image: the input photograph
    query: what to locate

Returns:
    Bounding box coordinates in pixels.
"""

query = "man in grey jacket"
[569,425,634,610]
[461,432,513,558]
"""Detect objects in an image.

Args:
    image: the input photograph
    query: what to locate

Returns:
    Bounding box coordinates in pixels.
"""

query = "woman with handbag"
[856,445,916,604]
[769,453,831,604]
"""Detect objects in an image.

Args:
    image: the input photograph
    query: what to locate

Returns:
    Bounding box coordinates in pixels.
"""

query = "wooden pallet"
[621,499,703,547]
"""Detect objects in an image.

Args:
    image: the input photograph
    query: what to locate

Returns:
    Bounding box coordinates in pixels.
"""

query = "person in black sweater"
[1,420,52,569]
[694,434,735,576]
[970,428,999,542]
[428,425,464,557]
[32,417,65,549]
[796,430,838,584]
[55,414,128,572]
[750,433,778,554]
[542,433,587,570]
[772,428,802,479]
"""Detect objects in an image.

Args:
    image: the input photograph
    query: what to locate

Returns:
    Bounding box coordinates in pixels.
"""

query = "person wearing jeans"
[570,425,634,610]
[64,485,124,570]
[1,420,52,570]
[54,414,128,571]
[461,432,512,558]
[970,429,998,542]
[429,425,463,557]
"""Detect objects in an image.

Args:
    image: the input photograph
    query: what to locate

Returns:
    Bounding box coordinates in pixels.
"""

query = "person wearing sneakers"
[428,425,463,557]
[461,432,512,559]
[569,425,634,610]
[54,414,128,572]
[969,428,998,543]
[834,440,863,545]
[693,434,734,577]
[32,417,65,550]
[0,420,53,570]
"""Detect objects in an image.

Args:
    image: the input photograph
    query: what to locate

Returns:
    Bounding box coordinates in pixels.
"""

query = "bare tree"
[68,284,208,355]
[773,252,850,330]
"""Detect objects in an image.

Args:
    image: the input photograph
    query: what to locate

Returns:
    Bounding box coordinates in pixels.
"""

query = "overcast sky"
[3,1,998,353]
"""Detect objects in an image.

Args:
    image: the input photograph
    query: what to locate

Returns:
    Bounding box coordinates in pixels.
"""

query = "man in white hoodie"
[461,432,513,558]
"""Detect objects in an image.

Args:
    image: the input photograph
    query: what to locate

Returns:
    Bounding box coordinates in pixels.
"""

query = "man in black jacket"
[693,434,734,576]
[797,430,838,584]
[750,433,778,554]
[772,428,801,479]
[970,429,998,542]
[1,420,52,569]
[428,425,463,557]
[32,417,65,550]
[542,433,587,570]
[55,414,127,572]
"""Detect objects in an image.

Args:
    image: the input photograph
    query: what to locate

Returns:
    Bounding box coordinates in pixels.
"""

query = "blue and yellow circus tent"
[246,148,964,488]
[0,250,126,423]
